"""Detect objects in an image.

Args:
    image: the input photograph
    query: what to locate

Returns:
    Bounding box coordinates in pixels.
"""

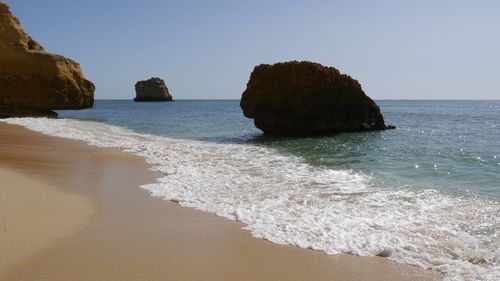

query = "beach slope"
[0,122,441,281]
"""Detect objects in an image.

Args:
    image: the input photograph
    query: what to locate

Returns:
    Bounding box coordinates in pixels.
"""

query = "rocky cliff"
[240,61,393,135]
[134,77,172,102]
[0,2,94,118]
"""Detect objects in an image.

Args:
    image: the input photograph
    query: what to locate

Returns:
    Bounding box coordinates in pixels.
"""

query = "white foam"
[4,118,500,281]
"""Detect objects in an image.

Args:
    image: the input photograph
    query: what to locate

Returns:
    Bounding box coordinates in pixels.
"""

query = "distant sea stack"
[0,2,94,118]
[240,61,394,136]
[134,77,173,102]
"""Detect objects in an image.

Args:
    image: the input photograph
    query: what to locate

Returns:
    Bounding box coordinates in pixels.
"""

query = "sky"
[6,0,500,100]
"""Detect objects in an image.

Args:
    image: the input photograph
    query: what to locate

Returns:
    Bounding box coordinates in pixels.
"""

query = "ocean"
[4,100,499,281]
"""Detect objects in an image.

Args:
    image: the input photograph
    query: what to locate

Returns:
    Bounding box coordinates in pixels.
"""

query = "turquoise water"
[58,100,500,199]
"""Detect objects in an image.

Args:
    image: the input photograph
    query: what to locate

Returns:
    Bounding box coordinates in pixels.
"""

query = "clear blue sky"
[7,0,500,100]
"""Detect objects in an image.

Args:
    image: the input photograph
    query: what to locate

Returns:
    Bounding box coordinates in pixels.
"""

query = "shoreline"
[0,122,442,281]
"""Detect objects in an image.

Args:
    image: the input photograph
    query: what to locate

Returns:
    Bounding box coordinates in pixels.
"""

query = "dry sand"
[0,122,442,281]
[0,166,93,275]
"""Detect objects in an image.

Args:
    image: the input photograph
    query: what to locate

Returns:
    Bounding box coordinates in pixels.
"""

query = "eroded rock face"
[134,77,172,102]
[240,61,393,135]
[0,2,94,118]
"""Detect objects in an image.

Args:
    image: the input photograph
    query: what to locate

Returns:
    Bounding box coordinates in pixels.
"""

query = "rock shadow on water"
[244,130,388,170]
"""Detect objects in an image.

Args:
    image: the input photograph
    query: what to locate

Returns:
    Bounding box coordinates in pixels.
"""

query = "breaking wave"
[4,118,499,281]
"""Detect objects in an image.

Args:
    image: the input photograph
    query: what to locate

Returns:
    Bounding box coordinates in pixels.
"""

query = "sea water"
[4,100,499,281]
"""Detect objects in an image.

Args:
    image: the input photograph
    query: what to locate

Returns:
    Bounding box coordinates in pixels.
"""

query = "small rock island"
[0,2,94,118]
[240,61,394,136]
[134,78,173,102]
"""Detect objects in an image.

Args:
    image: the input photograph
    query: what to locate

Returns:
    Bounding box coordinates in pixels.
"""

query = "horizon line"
[93,98,500,101]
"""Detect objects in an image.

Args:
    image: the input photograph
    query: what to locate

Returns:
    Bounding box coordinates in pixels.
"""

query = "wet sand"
[0,122,442,281]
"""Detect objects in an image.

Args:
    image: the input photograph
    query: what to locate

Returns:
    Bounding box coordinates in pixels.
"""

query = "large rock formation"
[0,2,94,118]
[240,61,393,135]
[134,77,172,101]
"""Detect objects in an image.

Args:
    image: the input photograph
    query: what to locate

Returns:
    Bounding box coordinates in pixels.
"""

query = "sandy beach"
[0,122,442,281]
